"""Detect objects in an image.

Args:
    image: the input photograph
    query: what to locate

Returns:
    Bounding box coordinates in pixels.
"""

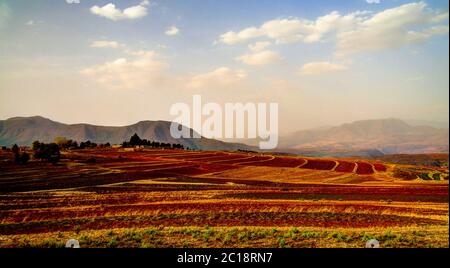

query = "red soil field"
[201,155,254,163]
[0,210,444,235]
[356,162,375,175]
[335,161,356,173]
[301,159,337,171]
[209,156,256,164]
[245,157,307,168]
[374,163,388,172]
[237,156,276,166]
[0,149,448,248]
[158,163,239,176]
[160,152,222,160]
[2,201,447,224]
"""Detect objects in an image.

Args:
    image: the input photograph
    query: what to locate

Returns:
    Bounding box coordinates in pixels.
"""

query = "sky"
[0,0,448,135]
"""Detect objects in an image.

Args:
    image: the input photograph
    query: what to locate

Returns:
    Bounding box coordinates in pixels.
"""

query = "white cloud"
[219,2,448,56]
[219,12,362,45]
[188,67,247,89]
[90,40,123,49]
[80,50,169,90]
[219,27,264,45]
[25,20,43,27]
[366,0,380,4]
[237,50,281,66]
[165,26,179,36]
[299,61,347,75]
[66,0,80,4]
[90,1,150,21]
[248,41,271,52]
[336,2,449,56]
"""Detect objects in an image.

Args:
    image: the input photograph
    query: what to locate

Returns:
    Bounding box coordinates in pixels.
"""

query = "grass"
[1,226,447,248]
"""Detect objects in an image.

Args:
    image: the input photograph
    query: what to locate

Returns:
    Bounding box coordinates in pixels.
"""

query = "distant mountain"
[405,119,449,129]
[0,116,251,151]
[279,118,449,155]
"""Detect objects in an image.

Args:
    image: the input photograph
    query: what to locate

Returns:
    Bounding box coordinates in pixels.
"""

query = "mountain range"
[278,118,448,156]
[0,116,250,151]
[0,116,448,156]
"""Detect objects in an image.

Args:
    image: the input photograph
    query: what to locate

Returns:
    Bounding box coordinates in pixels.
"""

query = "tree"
[12,144,19,154]
[129,133,142,146]
[14,152,30,165]
[32,141,41,151]
[47,143,61,165]
[54,137,69,146]
[19,153,30,164]
[71,141,79,149]
[33,142,60,164]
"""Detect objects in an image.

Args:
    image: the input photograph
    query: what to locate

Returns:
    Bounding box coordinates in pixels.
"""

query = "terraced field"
[0,149,448,248]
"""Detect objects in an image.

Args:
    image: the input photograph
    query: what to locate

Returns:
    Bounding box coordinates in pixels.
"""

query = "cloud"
[219,27,264,45]
[336,2,449,56]
[248,41,271,52]
[90,40,123,49]
[237,50,281,66]
[219,11,362,45]
[25,20,43,26]
[188,67,247,89]
[0,2,11,29]
[219,2,448,56]
[90,1,150,21]
[366,0,380,4]
[66,0,80,4]
[80,50,169,90]
[299,61,347,75]
[165,26,179,36]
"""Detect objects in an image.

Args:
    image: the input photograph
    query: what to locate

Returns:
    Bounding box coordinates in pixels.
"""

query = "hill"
[279,118,448,155]
[0,116,251,151]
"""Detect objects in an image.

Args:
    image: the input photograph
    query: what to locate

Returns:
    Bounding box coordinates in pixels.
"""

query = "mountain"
[405,119,449,129]
[279,118,449,155]
[2,117,447,155]
[0,116,251,151]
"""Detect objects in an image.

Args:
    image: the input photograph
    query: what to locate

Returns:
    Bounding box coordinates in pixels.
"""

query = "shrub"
[278,237,286,248]
[33,142,60,164]
[108,237,119,248]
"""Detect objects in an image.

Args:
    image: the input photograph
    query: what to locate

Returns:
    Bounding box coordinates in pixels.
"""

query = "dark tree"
[32,141,41,151]
[19,153,30,164]
[129,133,142,146]
[12,144,19,154]
[33,142,60,164]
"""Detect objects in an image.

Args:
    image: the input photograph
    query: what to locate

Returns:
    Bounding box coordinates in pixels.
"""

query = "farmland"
[0,149,448,248]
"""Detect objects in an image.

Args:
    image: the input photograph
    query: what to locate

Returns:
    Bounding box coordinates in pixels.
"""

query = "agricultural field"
[0,149,448,248]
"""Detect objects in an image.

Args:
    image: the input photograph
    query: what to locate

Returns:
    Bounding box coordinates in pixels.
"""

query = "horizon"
[0,0,449,136]
[2,114,449,131]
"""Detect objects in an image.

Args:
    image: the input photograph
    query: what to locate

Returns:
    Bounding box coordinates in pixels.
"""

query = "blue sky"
[0,0,448,134]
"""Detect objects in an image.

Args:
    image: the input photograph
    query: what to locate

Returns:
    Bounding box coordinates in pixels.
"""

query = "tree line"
[122,133,187,150]
[6,133,188,165]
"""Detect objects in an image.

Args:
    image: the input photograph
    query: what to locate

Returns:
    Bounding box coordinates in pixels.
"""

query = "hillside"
[0,116,251,151]
[279,118,449,155]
